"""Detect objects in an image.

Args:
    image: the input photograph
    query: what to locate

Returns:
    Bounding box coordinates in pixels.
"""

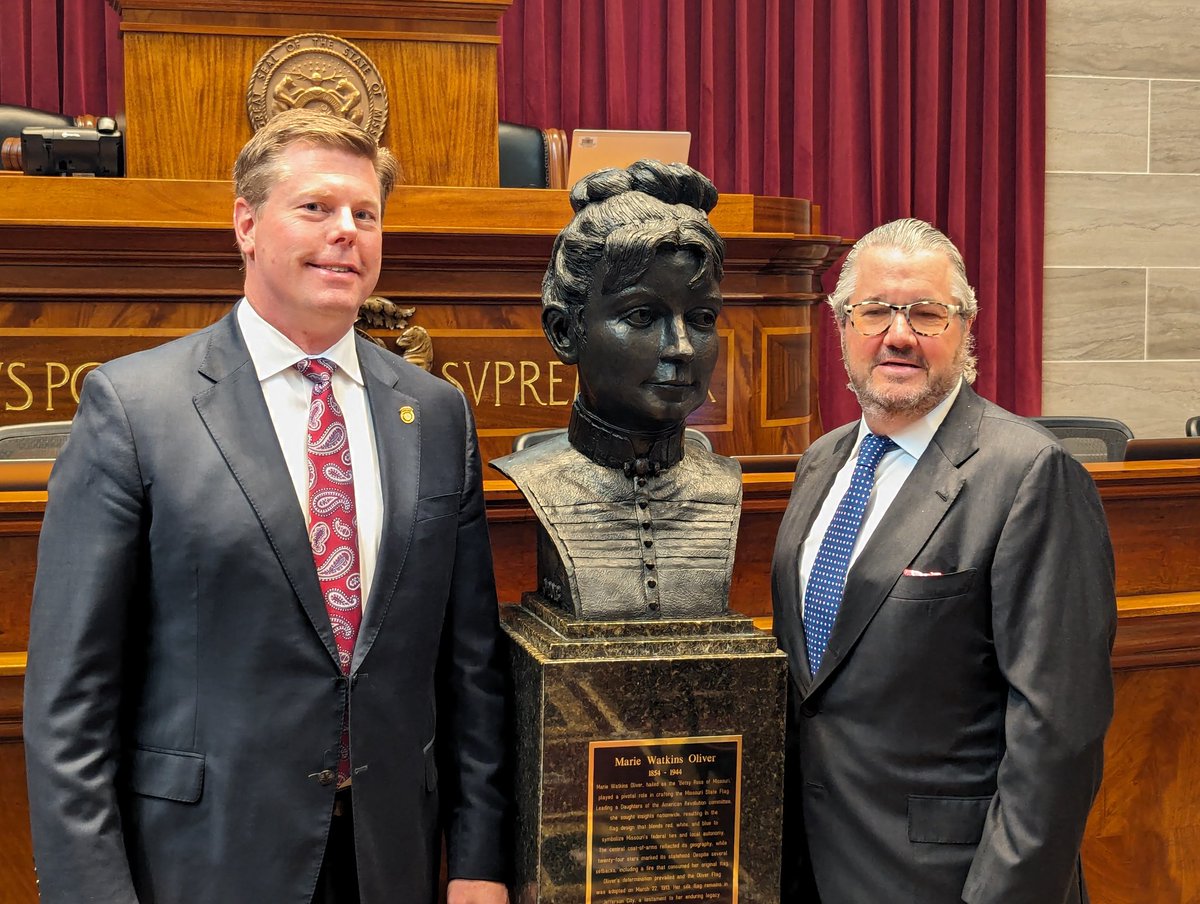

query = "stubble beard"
[842,331,974,423]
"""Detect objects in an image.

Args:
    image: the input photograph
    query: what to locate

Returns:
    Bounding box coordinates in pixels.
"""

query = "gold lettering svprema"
[519,361,545,407]
[439,359,578,408]
[71,363,100,401]
[6,363,32,411]
[45,362,71,411]
[0,361,101,412]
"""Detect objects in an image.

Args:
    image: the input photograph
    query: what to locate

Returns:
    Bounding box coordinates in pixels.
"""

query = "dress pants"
[314,789,360,904]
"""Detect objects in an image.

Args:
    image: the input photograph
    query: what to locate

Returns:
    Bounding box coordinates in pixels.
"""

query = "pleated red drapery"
[500,0,1045,429]
[0,0,123,117]
[0,0,1043,431]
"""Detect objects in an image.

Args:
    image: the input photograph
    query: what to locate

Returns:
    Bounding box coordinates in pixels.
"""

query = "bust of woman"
[492,160,741,620]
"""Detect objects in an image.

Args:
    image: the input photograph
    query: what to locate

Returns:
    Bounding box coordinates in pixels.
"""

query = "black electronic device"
[14,116,124,176]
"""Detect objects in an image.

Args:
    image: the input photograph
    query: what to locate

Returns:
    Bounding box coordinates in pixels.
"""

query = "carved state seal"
[247,33,389,139]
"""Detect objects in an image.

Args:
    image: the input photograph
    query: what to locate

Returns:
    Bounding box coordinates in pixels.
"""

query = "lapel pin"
[399,405,415,424]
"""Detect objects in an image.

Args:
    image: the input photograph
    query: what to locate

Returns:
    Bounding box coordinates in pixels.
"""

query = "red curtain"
[0,0,123,117]
[0,0,1043,430]
[500,0,1045,429]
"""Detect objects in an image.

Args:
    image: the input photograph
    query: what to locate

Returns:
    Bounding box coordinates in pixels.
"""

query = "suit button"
[315,769,336,786]
[801,701,819,718]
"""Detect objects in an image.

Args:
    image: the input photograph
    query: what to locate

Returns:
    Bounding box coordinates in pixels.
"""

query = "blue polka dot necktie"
[803,432,897,675]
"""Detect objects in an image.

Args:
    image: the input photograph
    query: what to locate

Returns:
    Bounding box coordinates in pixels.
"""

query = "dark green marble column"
[504,597,788,904]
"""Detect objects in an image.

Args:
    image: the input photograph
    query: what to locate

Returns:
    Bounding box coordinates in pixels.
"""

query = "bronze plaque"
[247,33,389,139]
[587,736,741,903]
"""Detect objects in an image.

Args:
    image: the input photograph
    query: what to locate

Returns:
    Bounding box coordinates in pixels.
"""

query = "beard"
[842,330,975,422]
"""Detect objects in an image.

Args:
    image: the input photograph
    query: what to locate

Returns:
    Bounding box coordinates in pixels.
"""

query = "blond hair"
[233,108,400,210]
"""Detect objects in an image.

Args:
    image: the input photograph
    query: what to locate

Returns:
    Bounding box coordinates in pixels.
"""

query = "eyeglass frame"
[843,300,964,337]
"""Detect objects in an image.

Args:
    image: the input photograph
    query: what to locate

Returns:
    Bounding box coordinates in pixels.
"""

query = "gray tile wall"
[1044,0,1200,438]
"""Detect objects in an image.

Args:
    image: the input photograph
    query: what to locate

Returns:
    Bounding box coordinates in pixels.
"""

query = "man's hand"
[447,879,508,904]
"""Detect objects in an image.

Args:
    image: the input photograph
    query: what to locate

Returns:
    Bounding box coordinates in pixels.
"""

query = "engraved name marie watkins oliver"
[587,737,741,904]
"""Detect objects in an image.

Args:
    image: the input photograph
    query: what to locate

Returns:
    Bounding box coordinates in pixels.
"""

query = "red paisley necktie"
[297,357,362,786]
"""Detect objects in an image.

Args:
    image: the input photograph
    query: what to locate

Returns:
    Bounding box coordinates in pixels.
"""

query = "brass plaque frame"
[586,735,742,903]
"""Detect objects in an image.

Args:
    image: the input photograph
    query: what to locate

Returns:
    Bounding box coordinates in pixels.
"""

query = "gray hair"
[827,218,978,323]
[542,159,725,325]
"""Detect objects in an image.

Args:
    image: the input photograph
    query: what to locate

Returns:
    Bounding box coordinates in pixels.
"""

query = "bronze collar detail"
[567,400,686,477]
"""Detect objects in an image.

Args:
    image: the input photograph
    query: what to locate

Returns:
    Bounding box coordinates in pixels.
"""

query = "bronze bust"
[492,160,742,620]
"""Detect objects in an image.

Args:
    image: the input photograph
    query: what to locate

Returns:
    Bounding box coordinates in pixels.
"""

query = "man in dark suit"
[23,109,508,904]
[772,218,1116,903]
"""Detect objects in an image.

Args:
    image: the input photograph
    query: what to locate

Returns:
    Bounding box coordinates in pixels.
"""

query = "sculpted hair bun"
[569,158,718,215]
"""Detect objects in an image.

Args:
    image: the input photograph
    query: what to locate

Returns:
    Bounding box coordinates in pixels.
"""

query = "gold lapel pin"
[399,405,415,424]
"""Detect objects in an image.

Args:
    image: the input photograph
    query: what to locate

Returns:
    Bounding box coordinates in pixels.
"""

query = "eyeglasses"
[845,301,961,337]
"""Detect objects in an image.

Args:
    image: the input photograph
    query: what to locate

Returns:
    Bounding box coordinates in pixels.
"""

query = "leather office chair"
[0,104,101,171]
[0,104,99,140]
[498,121,568,189]
[1186,416,1200,437]
[0,420,73,460]
[512,426,713,453]
[1031,416,1133,463]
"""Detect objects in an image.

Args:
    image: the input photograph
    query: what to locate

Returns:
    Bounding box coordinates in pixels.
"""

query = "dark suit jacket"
[771,384,1116,904]
[23,311,508,904]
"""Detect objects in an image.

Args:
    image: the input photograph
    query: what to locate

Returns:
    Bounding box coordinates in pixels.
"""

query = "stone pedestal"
[504,596,787,904]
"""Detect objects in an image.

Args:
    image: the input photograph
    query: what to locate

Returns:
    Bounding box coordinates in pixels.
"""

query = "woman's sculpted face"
[565,246,722,433]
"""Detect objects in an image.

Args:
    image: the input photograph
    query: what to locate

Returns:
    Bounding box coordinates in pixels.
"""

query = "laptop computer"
[1122,437,1200,461]
[566,129,692,189]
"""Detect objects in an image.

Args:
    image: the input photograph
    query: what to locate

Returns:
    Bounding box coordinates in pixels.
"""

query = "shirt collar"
[236,299,364,386]
[853,376,963,461]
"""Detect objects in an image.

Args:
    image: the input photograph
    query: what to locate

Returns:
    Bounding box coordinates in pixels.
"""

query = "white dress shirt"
[798,378,963,616]
[236,299,383,613]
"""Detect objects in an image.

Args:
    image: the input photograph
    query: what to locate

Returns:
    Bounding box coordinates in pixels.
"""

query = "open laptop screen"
[566,129,692,189]
[1122,437,1200,461]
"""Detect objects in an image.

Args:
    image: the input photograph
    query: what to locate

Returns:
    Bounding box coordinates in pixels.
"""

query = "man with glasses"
[771,218,1116,903]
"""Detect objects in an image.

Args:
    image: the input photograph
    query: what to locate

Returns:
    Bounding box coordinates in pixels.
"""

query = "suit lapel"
[775,424,858,695]
[805,385,984,698]
[352,339,420,673]
[192,312,339,666]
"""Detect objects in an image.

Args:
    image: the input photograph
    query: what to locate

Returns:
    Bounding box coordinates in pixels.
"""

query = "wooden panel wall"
[114,0,509,185]
[0,178,841,465]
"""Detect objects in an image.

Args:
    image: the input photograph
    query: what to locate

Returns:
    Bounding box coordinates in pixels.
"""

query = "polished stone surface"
[504,601,787,903]
[1044,268,1145,361]
[1150,81,1200,174]
[1045,173,1200,268]
[1044,0,1200,442]
[1043,360,1200,438]
[1049,0,1200,79]
[1147,269,1200,359]
[1047,76,1148,173]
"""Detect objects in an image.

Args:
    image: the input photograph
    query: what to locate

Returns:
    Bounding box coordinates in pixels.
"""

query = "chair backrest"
[512,426,713,453]
[0,104,79,140]
[1031,416,1133,463]
[543,127,568,189]
[0,420,73,460]
[498,121,568,189]
[1186,416,1200,437]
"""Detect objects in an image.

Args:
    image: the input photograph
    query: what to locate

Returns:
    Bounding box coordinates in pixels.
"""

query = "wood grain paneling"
[0,737,34,903]
[115,1,506,183]
[0,663,34,902]
[1083,667,1200,904]
[0,179,842,464]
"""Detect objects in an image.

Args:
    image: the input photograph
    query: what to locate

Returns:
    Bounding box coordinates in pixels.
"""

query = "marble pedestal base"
[503,596,788,904]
